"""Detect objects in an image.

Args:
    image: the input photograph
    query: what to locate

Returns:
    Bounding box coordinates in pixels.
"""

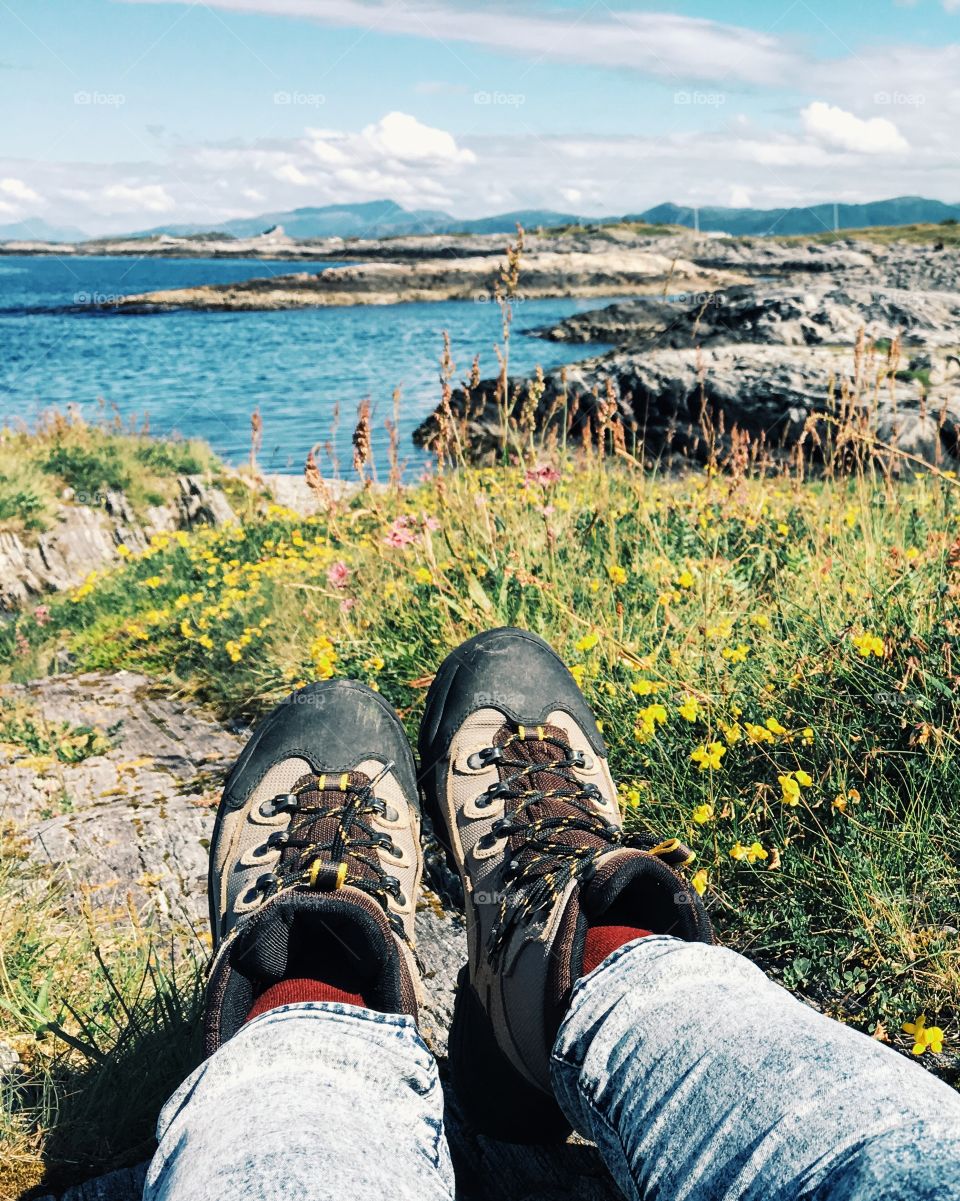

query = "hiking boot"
[205,680,423,1052]
[419,627,713,1142]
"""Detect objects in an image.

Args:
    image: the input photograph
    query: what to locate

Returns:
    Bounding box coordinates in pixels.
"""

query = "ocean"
[0,255,614,476]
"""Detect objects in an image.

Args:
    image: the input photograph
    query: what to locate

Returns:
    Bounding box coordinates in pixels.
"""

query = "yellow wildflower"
[794,769,813,787]
[607,564,627,586]
[765,717,787,736]
[852,632,884,659]
[575,632,600,653]
[779,774,801,806]
[143,576,163,589]
[677,569,695,589]
[751,613,771,629]
[721,644,749,664]
[903,1015,944,1056]
[691,868,709,896]
[677,696,700,722]
[692,802,715,823]
[730,840,768,864]
[116,544,131,558]
[744,720,778,739]
[630,679,663,697]
[634,703,667,742]
[691,744,725,773]
[414,567,432,585]
[720,720,742,746]
[570,664,586,687]
[310,635,338,680]
[589,578,601,593]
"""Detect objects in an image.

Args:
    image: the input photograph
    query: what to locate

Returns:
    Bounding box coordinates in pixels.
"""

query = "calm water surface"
[0,255,616,475]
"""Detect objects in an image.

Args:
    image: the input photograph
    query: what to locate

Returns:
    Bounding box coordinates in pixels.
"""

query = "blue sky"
[2,0,959,234]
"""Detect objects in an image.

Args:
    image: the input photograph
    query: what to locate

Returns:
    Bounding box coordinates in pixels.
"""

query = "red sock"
[582,924,652,977]
[245,977,366,1023]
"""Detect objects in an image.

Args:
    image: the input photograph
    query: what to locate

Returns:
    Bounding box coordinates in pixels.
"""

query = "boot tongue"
[492,723,609,873]
[280,770,381,886]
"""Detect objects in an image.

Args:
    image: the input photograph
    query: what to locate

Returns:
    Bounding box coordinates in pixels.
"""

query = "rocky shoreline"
[104,242,739,312]
[410,236,960,469]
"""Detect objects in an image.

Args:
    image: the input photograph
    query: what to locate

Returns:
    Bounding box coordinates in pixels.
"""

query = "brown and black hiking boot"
[419,627,713,1142]
[205,680,423,1052]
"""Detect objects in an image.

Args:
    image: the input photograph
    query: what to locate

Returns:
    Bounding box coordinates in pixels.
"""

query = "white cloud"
[101,183,176,213]
[359,112,475,165]
[801,101,909,154]
[273,162,311,185]
[118,0,803,86]
[0,177,41,203]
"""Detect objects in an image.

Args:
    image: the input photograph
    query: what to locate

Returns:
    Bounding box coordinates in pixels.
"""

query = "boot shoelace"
[471,727,692,967]
[253,761,414,949]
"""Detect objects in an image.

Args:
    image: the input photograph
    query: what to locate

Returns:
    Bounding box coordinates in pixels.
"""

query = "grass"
[0,408,223,538]
[802,220,960,247]
[0,856,204,1198]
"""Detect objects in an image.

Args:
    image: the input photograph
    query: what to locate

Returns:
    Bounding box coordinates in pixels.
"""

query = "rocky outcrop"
[415,344,960,470]
[532,285,960,350]
[108,249,743,312]
[693,237,960,292]
[0,476,235,612]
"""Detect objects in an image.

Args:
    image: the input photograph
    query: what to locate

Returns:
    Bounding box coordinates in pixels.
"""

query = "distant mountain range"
[5,196,960,244]
[632,196,960,236]
[129,199,590,240]
[0,217,92,243]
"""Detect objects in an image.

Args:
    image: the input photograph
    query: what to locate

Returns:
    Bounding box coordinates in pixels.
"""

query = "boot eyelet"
[255,872,278,895]
[267,830,289,848]
[260,793,298,818]
[389,845,403,859]
[467,746,503,770]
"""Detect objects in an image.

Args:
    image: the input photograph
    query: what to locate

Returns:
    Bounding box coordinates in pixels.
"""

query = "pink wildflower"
[525,463,561,487]
[384,517,418,548]
[33,605,51,626]
[327,561,352,589]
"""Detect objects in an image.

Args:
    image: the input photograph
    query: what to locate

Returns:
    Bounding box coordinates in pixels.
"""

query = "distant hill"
[6,195,960,246]
[0,217,90,242]
[130,200,581,240]
[632,196,960,236]
[131,200,588,241]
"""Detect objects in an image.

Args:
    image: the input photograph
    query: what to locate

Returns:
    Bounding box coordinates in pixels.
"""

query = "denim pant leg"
[144,1002,455,1201]
[551,936,960,1201]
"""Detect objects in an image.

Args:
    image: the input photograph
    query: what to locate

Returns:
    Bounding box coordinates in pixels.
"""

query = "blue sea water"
[0,255,615,476]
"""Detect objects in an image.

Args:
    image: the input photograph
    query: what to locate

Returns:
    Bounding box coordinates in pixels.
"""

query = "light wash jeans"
[145,937,960,1201]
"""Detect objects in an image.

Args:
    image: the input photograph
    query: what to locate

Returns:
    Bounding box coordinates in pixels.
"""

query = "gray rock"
[532,285,960,350]
[417,343,959,470]
[0,1039,20,1081]
[0,476,235,613]
[176,475,236,529]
